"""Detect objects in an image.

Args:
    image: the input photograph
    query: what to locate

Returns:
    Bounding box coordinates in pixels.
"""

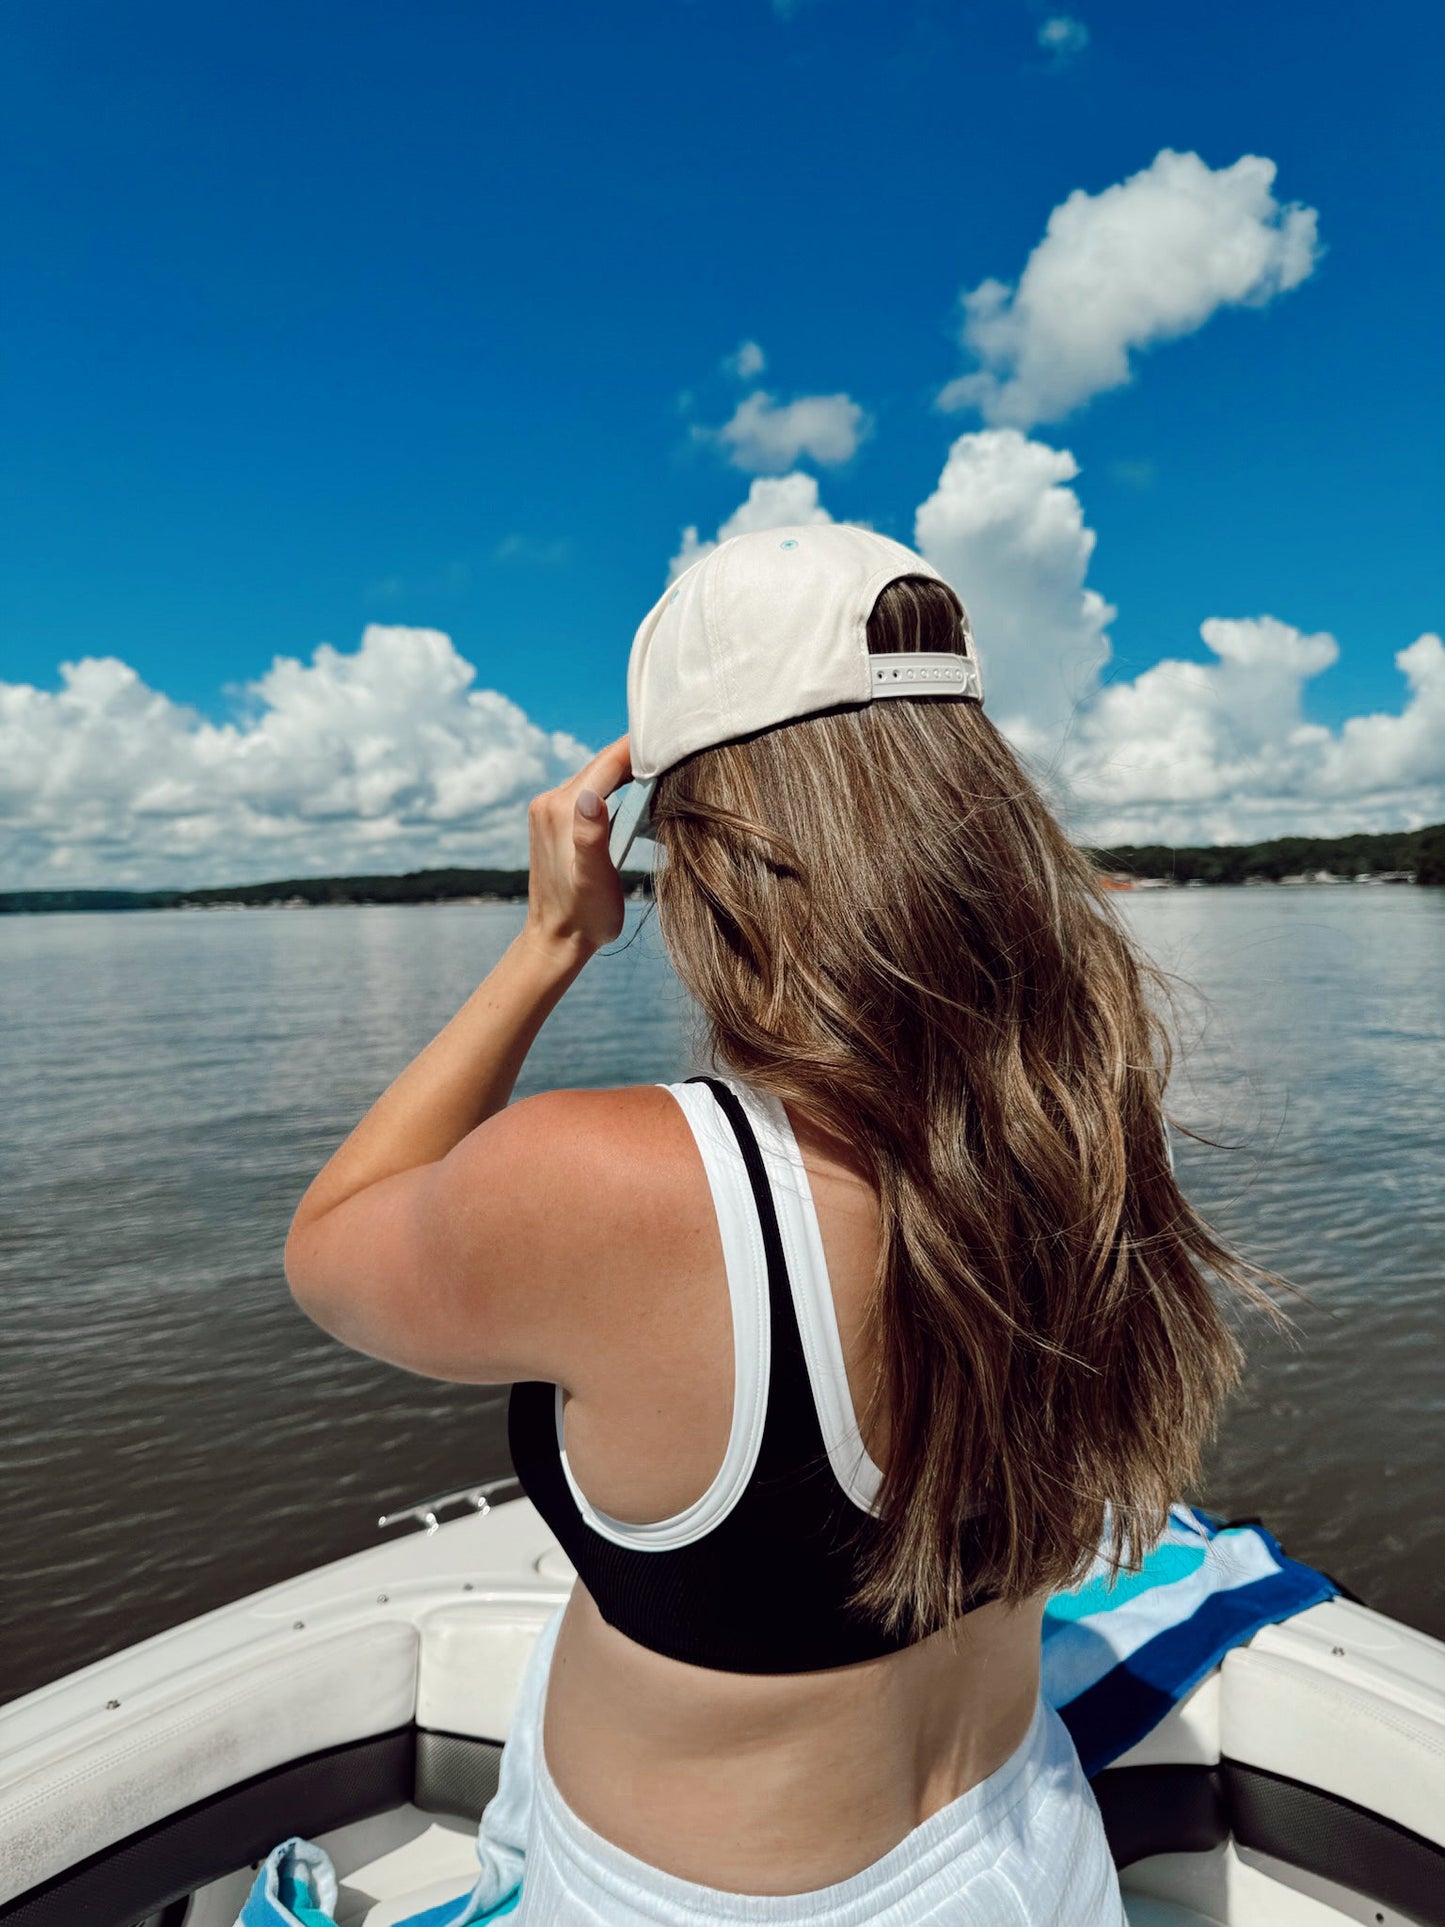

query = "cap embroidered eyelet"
[779,538,799,550]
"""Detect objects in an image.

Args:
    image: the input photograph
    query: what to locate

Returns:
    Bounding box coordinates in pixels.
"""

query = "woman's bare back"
[539,1085,1046,1894]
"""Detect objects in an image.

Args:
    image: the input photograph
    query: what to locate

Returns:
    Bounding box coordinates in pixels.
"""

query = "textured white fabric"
[501,1611,1124,1927]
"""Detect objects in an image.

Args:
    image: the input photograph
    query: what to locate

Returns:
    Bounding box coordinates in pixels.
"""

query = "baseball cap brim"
[608,777,657,871]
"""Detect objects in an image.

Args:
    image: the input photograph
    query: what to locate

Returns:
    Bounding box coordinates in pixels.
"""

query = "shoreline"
[2,875,1435,915]
[2,821,1442,911]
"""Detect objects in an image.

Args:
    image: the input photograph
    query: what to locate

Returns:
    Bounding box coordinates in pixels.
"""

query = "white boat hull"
[1,1496,1440,1926]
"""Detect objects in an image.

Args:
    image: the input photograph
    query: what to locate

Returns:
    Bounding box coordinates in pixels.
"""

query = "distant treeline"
[1090,822,1444,888]
[0,866,653,915]
[2,824,1442,914]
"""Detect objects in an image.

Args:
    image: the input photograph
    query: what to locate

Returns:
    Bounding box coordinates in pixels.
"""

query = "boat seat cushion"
[0,1622,418,1907]
[415,1605,557,1742]
[1222,1645,1445,1848]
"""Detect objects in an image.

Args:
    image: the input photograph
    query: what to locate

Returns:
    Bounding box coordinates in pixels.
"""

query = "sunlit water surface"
[1,890,1440,1702]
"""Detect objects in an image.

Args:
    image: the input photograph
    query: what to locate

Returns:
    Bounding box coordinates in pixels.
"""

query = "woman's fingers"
[524,734,633,955]
[559,733,632,805]
[571,780,617,890]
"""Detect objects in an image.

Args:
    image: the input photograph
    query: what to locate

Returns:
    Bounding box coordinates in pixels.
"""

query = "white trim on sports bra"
[729,1077,885,1515]
[553,1078,771,1552]
[554,1075,884,1552]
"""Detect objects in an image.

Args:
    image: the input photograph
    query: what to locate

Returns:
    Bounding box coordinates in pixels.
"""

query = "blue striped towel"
[1044,1502,1336,1777]
[236,1504,1335,1925]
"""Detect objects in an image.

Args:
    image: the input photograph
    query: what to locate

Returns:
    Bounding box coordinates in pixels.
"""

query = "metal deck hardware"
[376,1476,523,1534]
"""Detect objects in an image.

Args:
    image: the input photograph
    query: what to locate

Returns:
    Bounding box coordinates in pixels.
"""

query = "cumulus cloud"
[0,626,592,891]
[668,471,835,582]
[1058,623,1445,845]
[1317,634,1445,803]
[725,340,767,379]
[911,429,1444,840]
[10,436,1439,887]
[939,149,1321,428]
[1038,15,1088,64]
[705,389,871,472]
[915,429,1116,747]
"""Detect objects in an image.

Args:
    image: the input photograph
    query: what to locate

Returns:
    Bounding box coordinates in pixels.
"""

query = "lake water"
[2,890,1441,1704]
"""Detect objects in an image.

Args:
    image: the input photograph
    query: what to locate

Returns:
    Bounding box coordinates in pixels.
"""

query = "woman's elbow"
[283,1213,341,1329]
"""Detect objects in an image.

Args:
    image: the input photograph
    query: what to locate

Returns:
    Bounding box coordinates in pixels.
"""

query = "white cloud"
[939,148,1321,428]
[0,626,592,891]
[707,388,871,472]
[911,429,1445,841]
[668,471,835,582]
[914,429,1116,747]
[9,436,1439,889]
[1317,634,1445,803]
[1038,15,1088,63]
[725,340,766,379]
[1058,623,1445,846]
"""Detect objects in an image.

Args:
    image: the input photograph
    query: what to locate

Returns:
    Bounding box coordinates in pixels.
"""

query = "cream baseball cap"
[609,523,984,868]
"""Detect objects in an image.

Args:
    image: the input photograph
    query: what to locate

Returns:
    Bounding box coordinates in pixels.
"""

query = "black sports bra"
[507,1073,995,1673]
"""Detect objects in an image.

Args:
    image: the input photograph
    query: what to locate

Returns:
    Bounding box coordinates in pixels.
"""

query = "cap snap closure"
[869,653,983,702]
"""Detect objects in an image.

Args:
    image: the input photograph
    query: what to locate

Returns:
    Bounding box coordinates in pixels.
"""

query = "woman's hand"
[523,733,634,960]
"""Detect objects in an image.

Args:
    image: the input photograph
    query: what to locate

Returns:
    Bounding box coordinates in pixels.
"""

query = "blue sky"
[2,0,1442,886]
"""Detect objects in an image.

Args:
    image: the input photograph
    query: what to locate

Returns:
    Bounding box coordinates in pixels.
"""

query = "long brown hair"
[649,574,1282,1636]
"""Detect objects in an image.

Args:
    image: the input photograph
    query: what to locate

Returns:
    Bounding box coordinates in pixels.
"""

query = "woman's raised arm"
[283,734,636,1381]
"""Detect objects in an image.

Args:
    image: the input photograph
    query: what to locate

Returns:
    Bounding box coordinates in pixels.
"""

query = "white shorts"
[497,1611,1126,1927]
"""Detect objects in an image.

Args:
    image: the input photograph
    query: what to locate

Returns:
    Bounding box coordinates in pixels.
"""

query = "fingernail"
[577,788,604,820]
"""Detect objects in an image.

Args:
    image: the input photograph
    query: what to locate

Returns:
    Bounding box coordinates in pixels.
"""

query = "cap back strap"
[869,652,983,703]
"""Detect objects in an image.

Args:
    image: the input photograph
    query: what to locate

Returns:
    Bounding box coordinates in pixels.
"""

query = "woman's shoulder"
[484,1081,710,1266]
[502,1080,693,1174]
[462,1081,720,1382]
